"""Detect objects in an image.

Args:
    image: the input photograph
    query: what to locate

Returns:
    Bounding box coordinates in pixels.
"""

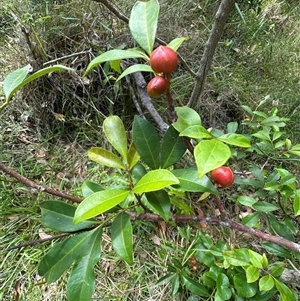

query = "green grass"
[1,0,300,300]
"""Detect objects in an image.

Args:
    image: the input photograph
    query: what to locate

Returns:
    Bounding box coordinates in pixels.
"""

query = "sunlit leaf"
[218,133,251,148]
[88,147,125,169]
[167,37,189,51]
[246,266,260,283]
[173,106,201,132]
[259,275,274,291]
[117,64,153,82]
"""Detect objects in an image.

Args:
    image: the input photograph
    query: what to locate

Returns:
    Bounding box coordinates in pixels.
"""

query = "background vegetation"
[0,0,300,300]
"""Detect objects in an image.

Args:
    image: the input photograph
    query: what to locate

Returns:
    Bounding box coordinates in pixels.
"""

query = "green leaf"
[293,195,300,216]
[252,201,279,212]
[131,162,147,182]
[133,169,179,194]
[262,243,291,259]
[248,250,263,269]
[268,214,295,242]
[171,274,180,296]
[218,133,251,148]
[259,275,274,291]
[127,143,140,170]
[111,212,133,265]
[84,49,148,76]
[182,276,210,297]
[227,121,238,133]
[38,229,99,283]
[144,190,170,221]
[269,262,285,277]
[161,126,187,169]
[237,195,258,207]
[82,180,104,198]
[117,64,153,82]
[173,106,201,132]
[180,125,212,139]
[171,168,218,194]
[132,115,160,169]
[194,139,231,178]
[40,200,96,232]
[66,228,102,301]
[246,266,260,283]
[74,189,130,223]
[274,278,296,301]
[241,212,261,227]
[103,116,128,162]
[233,274,258,298]
[223,249,251,267]
[2,65,74,109]
[170,196,194,215]
[216,273,232,300]
[129,0,159,55]
[167,37,189,51]
[88,147,125,169]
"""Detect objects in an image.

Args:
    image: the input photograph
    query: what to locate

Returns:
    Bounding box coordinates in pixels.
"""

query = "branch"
[187,0,236,108]
[92,0,197,78]
[0,162,82,203]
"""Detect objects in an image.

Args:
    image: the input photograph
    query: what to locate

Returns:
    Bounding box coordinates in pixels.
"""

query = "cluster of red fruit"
[147,46,178,98]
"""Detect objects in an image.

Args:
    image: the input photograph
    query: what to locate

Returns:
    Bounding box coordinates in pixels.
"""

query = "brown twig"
[0,162,82,203]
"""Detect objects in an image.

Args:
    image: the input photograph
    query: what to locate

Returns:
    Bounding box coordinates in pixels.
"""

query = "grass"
[1,0,300,300]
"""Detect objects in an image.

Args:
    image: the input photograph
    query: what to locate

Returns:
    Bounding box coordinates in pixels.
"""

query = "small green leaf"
[88,147,125,169]
[227,121,238,133]
[111,212,133,265]
[129,0,159,55]
[74,189,130,223]
[117,64,153,82]
[293,195,300,216]
[133,169,179,194]
[241,212,261,227]
[82,180,104,198]
[237,195,258,207]
[233,274,258,298]
[103,116,128,162]
[131,162,147,182]
[252,201,279,212]
[223,249,251,267]
[218,133,251,148]
[66,228,102,301]
[182,276,210,297]
[171,168,218,194]
[180,125,212,139]
[173,107,201,132]
[170,196,194,215]
[167,37,189,51]
[195,139,231,178]
[246,266,260,283]
[40,200,96,232]
[171,274,180,296]
[274,278,296,301]
[269,262,285,277]
[248,250,263,269]
[161,126,187,169]
[127,143,141,170]
[216,273,232,300]
[144,190,170,221]
[132,115,160,169]
[84,49,148,76]
[259,275,274,291]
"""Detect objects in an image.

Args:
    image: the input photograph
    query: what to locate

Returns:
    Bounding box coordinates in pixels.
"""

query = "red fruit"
[211,166,234,187]
[149,46,178,74]
[147,76,169,98]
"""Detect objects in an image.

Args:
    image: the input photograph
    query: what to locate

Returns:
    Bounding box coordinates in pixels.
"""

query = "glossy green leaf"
[246,266,260,283]
[103,116,128,162]
[133,169,179,194]
[88,147,125,169]
[218,133,251,148]
[40,200,96,232]
[223,249,251,267]
[131,162,147,182]
[74,189,130,224]
[194,139,231,178]
[233,274,258,298]
[167,37,189,51]
[180,125,212,139]
[259,275,274,291]
[144,190,170,221]
[132,115,160,169]
[129,0,159,55]
[274,278,296,301]
[173,107,201,132]
[38,229,99,283]
[127,143,140,170]
[84,49,148,76]
[252,201,279,212]
[2,64,73,109]
[111,212,133,265]
[262,243,291,259]
[82,180,104,198]
[117,64,153,82]
[67,228,102,301]
[161,126,187,169]
[248,250,263,269]
[171,168,218,194]
[216,273,232,300]
[182,276,210,297]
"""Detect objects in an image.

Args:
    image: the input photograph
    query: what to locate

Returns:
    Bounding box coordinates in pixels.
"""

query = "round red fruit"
[147,76,169,98]
[211,166,234,187]
[149,46,178,74]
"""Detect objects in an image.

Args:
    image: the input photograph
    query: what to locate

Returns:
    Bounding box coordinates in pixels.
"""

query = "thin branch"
[92,0,197,78]
[188,0,236,107]
[0,162,82,203]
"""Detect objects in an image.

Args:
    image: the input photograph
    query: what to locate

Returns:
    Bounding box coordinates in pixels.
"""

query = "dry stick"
[2,162,300,253]
[188,0,236,108]
[0,162,82,203]
[92,0,197,78]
